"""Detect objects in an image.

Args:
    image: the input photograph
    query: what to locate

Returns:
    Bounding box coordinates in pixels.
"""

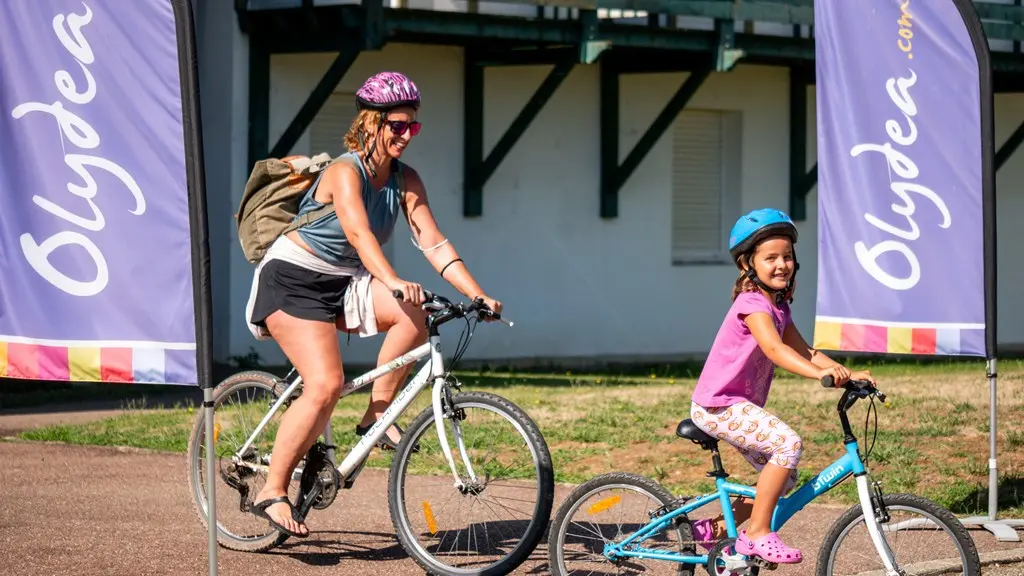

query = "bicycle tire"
[185,370,292,553]
[387,391,555,576]
[547,471,695,576]
[816,492,981,576]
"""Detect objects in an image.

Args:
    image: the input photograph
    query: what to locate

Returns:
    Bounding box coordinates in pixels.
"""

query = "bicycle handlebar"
[821,375,888,405]
[391,289,512,327]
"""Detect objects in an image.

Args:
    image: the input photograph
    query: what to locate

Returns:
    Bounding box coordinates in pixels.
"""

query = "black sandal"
[250,496,309,539]
[355,423,420,453]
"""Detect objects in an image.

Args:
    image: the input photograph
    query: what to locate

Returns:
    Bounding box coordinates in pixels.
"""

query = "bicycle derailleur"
[221,445,263,513]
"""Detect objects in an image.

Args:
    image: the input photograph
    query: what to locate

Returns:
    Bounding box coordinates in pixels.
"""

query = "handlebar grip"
[392,288,435,301]
[821,375,835,388]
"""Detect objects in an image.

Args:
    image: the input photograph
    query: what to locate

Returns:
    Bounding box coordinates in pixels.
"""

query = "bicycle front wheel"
[387,391,555,576]
[817,493,981,576]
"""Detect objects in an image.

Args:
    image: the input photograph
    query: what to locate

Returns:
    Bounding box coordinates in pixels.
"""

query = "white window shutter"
[671,109,742,264]
[310,92,356,157]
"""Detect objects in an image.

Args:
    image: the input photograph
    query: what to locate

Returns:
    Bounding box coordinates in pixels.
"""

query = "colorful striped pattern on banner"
[813,319,984,356]
[0,341,175,384]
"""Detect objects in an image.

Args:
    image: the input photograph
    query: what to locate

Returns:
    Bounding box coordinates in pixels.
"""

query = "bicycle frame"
[607,440,901,574]
[232,332,479,491]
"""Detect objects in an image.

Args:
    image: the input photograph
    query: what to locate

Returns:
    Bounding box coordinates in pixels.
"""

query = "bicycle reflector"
[422,501,438,535]
[588,495,622,515]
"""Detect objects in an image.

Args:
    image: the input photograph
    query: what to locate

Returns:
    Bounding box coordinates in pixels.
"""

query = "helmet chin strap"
[745,252,800,306]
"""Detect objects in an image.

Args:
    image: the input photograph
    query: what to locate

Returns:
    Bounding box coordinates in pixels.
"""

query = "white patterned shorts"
[690,401,803,493]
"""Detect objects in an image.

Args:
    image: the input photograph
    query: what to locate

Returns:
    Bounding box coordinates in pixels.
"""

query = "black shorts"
[249,259,352,329]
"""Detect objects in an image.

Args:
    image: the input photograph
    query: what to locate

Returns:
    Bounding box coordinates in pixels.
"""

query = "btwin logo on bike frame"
[812,463,846,492]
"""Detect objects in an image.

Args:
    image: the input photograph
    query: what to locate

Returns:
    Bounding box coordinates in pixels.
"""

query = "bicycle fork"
[856,474,904,576]
[428,337,480,491]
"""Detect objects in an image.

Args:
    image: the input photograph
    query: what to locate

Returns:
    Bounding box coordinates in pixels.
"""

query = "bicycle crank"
[296,442,341,520]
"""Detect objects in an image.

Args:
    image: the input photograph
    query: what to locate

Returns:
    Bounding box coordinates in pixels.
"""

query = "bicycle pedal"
[750,558,778,570]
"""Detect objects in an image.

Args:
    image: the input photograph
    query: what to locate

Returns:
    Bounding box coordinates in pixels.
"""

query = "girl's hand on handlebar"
[388,278,426,306]
[818,365,851,387]
[850,370,875,384]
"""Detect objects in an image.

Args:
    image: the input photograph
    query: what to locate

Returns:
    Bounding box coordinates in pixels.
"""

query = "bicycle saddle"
[676,419,718,450]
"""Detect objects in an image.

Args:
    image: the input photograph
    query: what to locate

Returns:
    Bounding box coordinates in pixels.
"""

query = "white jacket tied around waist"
[245,234,379,341]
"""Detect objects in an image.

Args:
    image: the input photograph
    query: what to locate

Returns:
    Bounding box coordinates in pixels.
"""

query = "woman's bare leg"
[252,311,345,536]
[355,278,428,443]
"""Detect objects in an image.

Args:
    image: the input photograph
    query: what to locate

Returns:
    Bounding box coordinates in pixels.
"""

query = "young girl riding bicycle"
[689,208,873,564]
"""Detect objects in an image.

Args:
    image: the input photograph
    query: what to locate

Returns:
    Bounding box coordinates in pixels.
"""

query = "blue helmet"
[728,208,798,263]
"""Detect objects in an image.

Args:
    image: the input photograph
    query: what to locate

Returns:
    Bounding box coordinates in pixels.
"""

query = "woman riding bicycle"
[243,71,503,538]
[688,208,873,564]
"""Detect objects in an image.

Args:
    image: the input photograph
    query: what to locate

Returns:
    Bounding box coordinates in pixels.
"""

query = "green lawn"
[13,358,1024,517]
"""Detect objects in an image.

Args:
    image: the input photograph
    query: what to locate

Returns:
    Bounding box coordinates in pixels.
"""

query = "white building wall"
[199,2,1024,368]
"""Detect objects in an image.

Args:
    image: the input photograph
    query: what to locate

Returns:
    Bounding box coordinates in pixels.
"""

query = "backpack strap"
[282,204,334,235]
[282,154,363,235]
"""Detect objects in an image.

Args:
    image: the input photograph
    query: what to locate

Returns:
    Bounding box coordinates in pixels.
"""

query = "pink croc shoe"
[691,518,716,551]
[735,530,803,564]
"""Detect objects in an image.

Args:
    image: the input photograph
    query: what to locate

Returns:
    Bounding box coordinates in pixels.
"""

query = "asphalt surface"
[0,437,1022,575]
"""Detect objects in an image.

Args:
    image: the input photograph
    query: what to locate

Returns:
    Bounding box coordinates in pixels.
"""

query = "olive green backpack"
[236,152,407,264]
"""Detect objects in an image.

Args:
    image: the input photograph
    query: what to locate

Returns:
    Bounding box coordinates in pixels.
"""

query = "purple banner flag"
[0,0,210,385]
[812,0,993,357]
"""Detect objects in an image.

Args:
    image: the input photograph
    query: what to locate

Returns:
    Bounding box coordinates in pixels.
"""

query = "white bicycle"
[185,289,555,576]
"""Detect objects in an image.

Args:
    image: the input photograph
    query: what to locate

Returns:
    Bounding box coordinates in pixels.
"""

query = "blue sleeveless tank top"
[293,152,405,268]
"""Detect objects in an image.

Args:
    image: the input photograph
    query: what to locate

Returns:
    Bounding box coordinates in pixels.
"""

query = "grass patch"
[14,361,1024,514]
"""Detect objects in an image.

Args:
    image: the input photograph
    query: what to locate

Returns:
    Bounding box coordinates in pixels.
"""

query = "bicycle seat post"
[708,445,729,479]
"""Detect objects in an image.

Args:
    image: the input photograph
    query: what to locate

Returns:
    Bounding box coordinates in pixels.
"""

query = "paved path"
[1,440,1022,575]
[1,400,1023,576]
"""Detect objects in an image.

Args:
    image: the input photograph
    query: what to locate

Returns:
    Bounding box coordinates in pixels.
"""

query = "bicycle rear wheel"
[387,391,554,576]
[548,471,695,576]
[185,370,299,552]
[817,493,981,576]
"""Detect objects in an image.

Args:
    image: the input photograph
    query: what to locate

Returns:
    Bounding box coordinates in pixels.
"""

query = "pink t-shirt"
[692,291,793,408]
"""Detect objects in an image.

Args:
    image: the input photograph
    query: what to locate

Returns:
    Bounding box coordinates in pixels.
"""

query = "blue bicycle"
[547,377,981,575]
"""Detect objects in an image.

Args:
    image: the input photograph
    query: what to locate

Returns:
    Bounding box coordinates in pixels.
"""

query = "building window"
[310,92,356,157]
[671,109,743,265]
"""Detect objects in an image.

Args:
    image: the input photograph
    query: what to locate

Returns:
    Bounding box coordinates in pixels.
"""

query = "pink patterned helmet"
[355,71,421,111]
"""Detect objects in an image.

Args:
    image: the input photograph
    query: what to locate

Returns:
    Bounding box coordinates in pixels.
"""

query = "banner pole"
[988,358,997,521]
[205,388,218,575]
[951,0,1024,544]
[170,0,219,566]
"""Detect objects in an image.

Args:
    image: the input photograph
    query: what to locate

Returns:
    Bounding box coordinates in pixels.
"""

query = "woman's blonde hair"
[342,109,385,154]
